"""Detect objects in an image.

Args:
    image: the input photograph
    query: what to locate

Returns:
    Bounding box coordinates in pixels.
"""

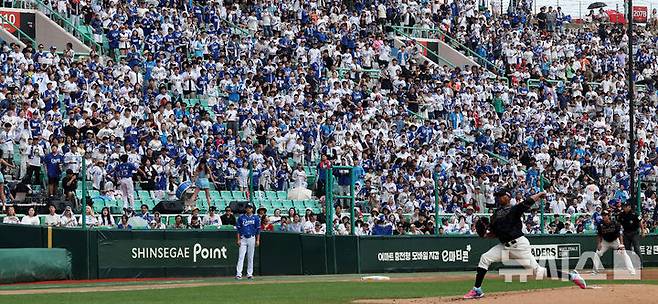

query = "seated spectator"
[123,207,136,218]
[60,206,78,227]
[150,212,167,229]
[260,215,274,231]
[303,213,317,233]
[2,206,19,224]
[98,207,115,227]
[189,215,202,229]
[269,208,282,224]
[44,204,61,226]
[559,221,575,234]
[61,169,78,203]
[83,206,99,227]
[138,204,153,222]
[279,216,290,231]
[117,215,132,230]
[20,207,40,225]
[313,221,326,235]
[221,207,236,226]
[371,218,393,236]
[409,224,423,235]
[172,215,186,229]
[287,214,303,233]
[203,206,222,227]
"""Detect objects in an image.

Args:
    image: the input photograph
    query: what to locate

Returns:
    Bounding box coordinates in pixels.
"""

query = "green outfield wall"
[1,224,656,279]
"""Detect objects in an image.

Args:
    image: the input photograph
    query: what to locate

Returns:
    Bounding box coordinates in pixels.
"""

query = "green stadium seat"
[281,200,294,209]
[137,190,151,200]
[265,191,278,200]
[196,200,208,213]
[291,200,305,210]
[220,225,236,230]
[220,191,233,200]
[232,191,247,200]
[252,191,266,200]
[209,190,221,200]
[276,191,288,200]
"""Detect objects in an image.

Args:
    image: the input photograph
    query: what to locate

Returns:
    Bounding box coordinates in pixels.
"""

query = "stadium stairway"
[4,0,96,54]
[391,25,501,75]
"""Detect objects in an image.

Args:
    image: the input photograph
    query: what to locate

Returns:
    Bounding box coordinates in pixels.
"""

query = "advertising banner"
[96,230,248,278]
[0,10,35,40]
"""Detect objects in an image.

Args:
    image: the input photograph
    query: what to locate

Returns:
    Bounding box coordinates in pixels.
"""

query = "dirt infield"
[354,284,658,304]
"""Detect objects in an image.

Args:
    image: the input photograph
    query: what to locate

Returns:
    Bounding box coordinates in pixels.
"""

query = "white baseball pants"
[119,177,135,209]
[236,236,255,278]
[478,236,546,274]
[593,239,635,273]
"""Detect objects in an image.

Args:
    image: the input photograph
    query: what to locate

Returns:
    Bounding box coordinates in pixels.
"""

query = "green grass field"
[0,273,654,304]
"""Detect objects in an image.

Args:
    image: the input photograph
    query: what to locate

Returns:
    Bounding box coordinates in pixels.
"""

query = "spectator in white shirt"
[203,206,223,227]
[2,206,20,224]
[60,206,78,227]
[21,207,40,225]
[97,207,115,227]
[44,204,61,226]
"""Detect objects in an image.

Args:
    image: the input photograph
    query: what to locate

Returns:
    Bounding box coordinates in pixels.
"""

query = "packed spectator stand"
[0,0,657,237]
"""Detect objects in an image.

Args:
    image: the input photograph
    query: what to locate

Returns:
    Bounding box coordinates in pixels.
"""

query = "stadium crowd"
[0,0,657,236]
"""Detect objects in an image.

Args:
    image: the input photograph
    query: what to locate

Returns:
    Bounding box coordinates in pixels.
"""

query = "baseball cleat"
[235,276,242,280]
[570,270,587,289]
[247,276,253,280]
[463,287,484,299]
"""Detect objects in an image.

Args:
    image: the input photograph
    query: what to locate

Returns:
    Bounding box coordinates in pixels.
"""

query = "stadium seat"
[137,190,151,200]
[265,191,278,200]
[232,191,247,200]
[252,191,266,200]
[276,191,288,200]
[220,191,233,200]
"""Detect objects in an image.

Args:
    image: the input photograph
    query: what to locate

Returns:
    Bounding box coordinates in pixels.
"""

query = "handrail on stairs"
[391,25,503,76]
[391,26,455,69]
[11,0,102,54]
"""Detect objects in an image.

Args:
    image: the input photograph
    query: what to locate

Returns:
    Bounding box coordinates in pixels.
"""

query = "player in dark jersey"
[464,188,586,299]
[592,209,636,274]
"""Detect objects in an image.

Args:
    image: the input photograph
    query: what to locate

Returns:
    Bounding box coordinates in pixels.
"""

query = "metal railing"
[391,26,455,68]
[11,0,103,54]
[527,78,648,92]
[391,25,504,75]
[336,67,381,79]
[221,17,251,37]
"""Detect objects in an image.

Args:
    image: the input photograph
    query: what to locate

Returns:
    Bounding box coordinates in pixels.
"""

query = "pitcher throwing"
[464,189,587,299]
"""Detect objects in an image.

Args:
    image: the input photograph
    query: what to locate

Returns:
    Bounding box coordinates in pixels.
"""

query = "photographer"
[61,169,78,204]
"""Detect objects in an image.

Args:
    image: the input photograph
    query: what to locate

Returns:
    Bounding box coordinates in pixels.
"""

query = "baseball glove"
[475,217,490,238]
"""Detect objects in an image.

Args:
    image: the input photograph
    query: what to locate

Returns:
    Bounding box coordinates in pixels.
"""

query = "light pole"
[627,0,637,205]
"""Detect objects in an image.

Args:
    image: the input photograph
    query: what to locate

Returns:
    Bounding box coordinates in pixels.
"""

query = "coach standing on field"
[236,203,260,280]
[619,204,642,267]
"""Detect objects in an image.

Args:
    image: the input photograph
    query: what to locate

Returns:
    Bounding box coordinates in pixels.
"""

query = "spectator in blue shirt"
[43,145,65,196]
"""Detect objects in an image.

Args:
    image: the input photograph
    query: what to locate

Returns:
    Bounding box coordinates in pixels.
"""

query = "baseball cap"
[245,203,254,209]
[494,188,512,198]
[601,210,610,216]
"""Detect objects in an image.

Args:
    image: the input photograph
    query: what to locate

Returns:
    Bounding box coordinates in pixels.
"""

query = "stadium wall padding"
[0,248,71,283]
[1,224,658,279]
